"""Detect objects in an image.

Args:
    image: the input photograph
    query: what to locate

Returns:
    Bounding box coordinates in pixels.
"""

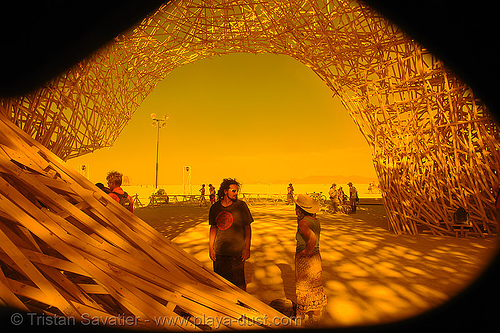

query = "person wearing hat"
[294,194,327,323]
[328,183,339,213]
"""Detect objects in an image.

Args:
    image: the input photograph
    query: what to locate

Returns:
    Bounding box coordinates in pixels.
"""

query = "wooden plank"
[30,172,77,196]
[77,284,108,294]
[0,144,48,174]
[70,301,143,329]
[17,225,43,252]
[36,263,106,311]
[0,112,314,327]
[17,247,90,277]
[0,163,258,324]
[0,219,41,252]
[0,180,146,316]
[0,211,80,317]
[0,122,50,171]
[69,184,200,282]
[7,278,54,307]
[0,266,30,311]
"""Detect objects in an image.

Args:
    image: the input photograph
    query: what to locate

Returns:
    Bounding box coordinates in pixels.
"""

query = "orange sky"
[67,53,377,186]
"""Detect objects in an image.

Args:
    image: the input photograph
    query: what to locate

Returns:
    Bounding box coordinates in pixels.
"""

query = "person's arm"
[209,225,217,261]
[298,219,317,255]
[241,224,251,261]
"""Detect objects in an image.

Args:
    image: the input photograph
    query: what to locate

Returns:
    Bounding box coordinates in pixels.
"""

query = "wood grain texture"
[0,114,285,329]
[0,4,499,325]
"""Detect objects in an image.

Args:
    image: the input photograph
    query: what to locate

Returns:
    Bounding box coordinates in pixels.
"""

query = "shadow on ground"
[139,202,499,328]
[134,204,208,239]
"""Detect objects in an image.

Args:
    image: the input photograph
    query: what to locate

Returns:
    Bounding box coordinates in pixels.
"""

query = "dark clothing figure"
[95,182,111,194]
[212,255,246,290]
[199,184,207,206]
[209,184,216,205]
[209,200,253,255]
[287,183,294,205]
[209,179,253,290]
[348,182,358,213]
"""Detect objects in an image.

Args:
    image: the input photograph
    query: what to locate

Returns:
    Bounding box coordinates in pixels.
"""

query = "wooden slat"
[0,210,80,317]
[0,267,30,311]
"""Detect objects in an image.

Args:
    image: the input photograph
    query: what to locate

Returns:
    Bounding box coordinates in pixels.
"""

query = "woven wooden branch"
[0,114,286,329]
[0,1,499,238]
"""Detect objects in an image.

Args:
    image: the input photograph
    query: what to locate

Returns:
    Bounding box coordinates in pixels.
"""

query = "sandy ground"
[134,201,499,328]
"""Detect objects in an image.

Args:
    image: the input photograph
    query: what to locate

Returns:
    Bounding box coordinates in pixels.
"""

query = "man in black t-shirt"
[209,178,253,290]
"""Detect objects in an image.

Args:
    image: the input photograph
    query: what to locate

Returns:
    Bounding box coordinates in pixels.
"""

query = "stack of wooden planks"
[0,114,288,330]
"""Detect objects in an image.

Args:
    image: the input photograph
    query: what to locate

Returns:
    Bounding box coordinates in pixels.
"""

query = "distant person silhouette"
[328,183,339,213]
[209,184,216,205]
[287,183,294,205]
[199,184,207,207]
[348,182,358,213]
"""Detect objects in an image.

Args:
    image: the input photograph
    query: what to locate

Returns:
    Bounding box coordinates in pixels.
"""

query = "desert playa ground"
[134,201,499,328]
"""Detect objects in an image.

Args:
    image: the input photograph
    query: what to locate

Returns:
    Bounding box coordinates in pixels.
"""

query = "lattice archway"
[1,0,499,236]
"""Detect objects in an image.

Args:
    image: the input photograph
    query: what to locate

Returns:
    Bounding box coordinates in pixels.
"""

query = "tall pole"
[151,113,169,190]
[155,123,160,189]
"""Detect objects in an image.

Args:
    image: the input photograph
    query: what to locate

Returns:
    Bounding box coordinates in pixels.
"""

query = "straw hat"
[294,194,319,214]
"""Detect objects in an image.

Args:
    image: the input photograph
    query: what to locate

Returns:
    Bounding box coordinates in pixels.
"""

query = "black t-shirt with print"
[209,199,253,256]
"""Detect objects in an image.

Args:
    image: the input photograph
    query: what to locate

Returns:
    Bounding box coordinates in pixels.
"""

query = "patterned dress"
[295,216,327,317]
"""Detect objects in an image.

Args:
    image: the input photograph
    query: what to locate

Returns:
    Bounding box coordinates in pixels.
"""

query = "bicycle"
[306,191,327,206]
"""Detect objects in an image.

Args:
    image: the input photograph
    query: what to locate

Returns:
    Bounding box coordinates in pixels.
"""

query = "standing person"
[106,170,134,213]
[294,194,327,323]
[348,182,358,213]
[287,183,295,205]
[199,184,207,207]
[367,182,373,194]
[338,186,346,206]
[328,183,339,213]
[209,178,253,290]
[209,184,216,205]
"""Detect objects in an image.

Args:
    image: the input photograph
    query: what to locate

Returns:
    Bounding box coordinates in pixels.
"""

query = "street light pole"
[151,113,169,189]
[155,122,160,189]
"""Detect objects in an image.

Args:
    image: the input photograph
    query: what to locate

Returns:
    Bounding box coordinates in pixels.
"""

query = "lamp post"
[151,113,169,189]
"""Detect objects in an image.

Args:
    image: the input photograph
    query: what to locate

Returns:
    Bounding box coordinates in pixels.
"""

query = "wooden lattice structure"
[0,114,286,329]
[0,0,500,327]
[2,3,499,234]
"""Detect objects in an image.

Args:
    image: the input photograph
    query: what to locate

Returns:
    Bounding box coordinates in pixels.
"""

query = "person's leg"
[213,255,231,279]
[230,256,246,291]
[213,255,246,290]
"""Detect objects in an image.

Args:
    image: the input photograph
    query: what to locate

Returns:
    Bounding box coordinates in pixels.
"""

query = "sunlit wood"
[8,0,495,236]
[0,0,499,327]
[0,114,284,329]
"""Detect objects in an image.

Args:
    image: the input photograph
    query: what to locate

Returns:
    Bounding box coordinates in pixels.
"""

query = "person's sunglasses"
[228,189,238,193]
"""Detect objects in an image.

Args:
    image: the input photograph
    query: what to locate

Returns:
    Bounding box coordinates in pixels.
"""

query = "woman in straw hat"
[293,194,327,323]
